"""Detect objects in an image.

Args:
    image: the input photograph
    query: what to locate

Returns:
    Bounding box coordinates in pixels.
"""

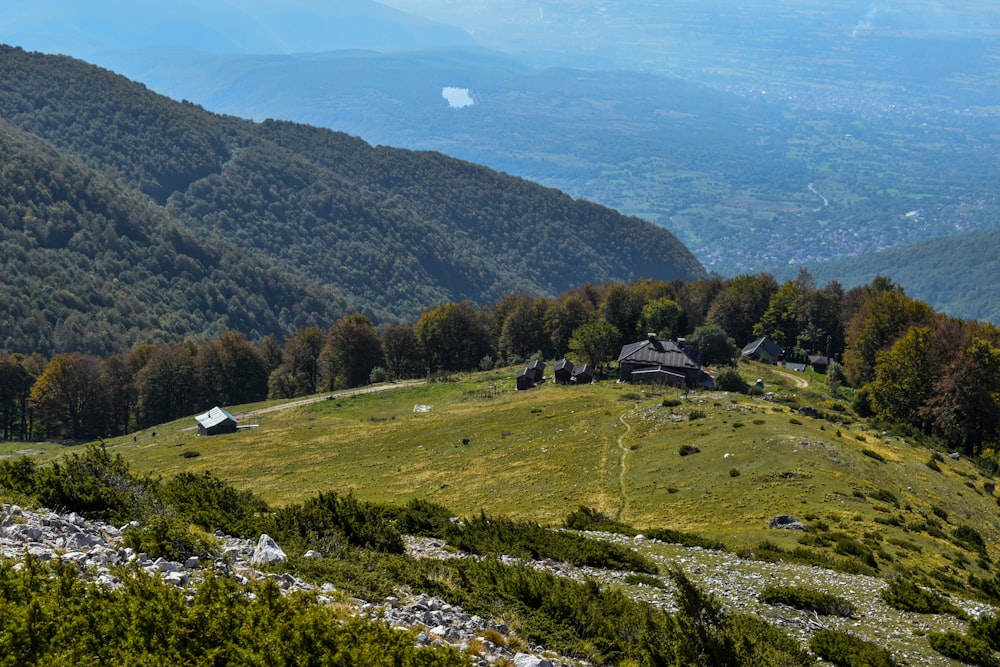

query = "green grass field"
[82,362,1000,582]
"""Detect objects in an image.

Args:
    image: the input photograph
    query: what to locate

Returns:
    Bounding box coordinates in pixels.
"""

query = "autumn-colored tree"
[843,290,935,387]
[705,273,777,346]
[321,315,384,390]
[568,321,622,368]
[922,337,1000,455]
[869,326,934,427]
[29,353,107,439]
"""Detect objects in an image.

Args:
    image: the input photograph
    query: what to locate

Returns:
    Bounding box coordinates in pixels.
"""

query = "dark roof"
[742,336,782,359]
[618,337,699,370]
[195,406,237,430]
[554,358,574,372]
[573,364,595,377]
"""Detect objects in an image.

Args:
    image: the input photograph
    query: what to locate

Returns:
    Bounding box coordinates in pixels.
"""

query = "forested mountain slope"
[0,46,705,354]
[785,230,1000,324]
[0,119,347,355]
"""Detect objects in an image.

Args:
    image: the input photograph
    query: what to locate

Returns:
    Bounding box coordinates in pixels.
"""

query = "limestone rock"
[251,534,287,565]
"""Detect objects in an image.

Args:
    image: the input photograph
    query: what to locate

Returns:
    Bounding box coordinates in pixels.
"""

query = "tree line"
[3,272,1000,455]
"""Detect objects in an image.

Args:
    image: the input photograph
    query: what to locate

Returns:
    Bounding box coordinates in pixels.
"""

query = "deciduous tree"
[321,315,384,390]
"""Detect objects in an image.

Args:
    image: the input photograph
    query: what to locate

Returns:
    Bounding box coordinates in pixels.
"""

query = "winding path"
[614,411,632,521]
[773,368,809,389]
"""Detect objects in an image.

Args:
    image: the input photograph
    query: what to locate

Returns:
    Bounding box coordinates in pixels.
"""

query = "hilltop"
[0,46,704,355]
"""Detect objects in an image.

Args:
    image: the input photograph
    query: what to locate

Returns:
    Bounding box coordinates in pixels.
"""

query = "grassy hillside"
[86,362,1000,589]
[0,46,705,355]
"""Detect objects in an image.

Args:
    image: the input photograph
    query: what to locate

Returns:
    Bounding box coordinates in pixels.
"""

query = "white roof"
[195,406,237,429]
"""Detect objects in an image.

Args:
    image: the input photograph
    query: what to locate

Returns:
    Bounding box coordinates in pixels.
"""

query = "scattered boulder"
[251,534,287,565]
[768,515,807,531]
[514,654,553,667]
[679,444,701,456]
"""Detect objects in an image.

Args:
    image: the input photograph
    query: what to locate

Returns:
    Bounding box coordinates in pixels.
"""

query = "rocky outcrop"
[0,503,566,667]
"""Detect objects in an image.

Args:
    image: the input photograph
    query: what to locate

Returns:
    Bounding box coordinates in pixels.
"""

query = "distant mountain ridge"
[0,46,705,355]
[785,229,1000,324]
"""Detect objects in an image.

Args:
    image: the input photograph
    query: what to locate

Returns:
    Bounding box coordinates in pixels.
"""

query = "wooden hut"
[572,364,596,385]
[195,406,238,436]
[553,358,575,384]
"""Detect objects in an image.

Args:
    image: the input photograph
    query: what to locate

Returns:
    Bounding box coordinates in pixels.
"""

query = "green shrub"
[643,528,726,551]
[729,468,741,477]
[662,398,683,408]
[0,559,469,666]
[266,491,405,556]
[121,515,219,561]
[714,366,749,393]
[861,448,886,463]
[563,506,635,535]
[789,417,802,425]
[0,456,38,496]
[868,488,898,506]
[927,632,998,667]
[881,578,965,618]
[444,512,657,574]
[180,450,200,458]
[161,471,268,537]
[970,613,1000,651]
[679,444,701,456]
[809,629,898,667]
[394,498,455,536]
[760,585,854,617]
[954,524,987,554]
[34,443,159,523]
[688,409,706,420]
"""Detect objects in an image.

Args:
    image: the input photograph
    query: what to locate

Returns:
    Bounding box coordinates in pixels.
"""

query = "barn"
[195,406,238,436]
[617,334,701,387]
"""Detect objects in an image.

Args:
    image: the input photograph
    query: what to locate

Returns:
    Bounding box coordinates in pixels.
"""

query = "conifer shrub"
[265,491,405,556]
[861,448,886,463]
[121,515,219,561]
[161,471,268,537]
[970,613,1000,652]
[927,632,998,667]
[563,506,634,535]
[759,585,854,617]
[809,629,898,667]
[881,578,966,618]
[0,455,37,496]
[33,443,159,523]
[394,498,456,536]
[444,512,657,574]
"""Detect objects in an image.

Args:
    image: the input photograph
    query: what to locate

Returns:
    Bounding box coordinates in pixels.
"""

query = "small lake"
[442,87,474,108]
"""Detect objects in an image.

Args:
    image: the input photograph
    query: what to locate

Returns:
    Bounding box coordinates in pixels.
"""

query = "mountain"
[783,229,1000,324]
[2,0,474,55]
[0,46,705,355]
